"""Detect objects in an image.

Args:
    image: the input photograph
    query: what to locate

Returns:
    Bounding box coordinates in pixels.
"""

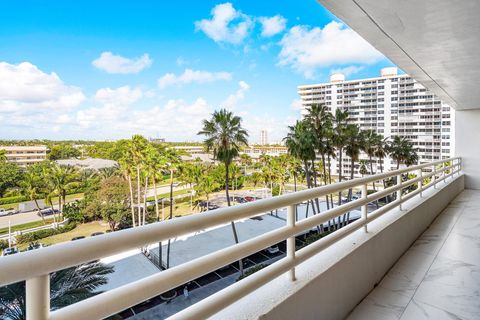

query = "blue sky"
[0,1,395,143]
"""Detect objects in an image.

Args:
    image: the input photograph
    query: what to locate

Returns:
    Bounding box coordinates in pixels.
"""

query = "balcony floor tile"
[347,189,480,320]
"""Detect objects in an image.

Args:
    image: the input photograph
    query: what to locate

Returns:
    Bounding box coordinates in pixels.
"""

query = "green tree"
[48,144,81,160]
[304,104,333,209]
[344,124,364,225]
[19,165,46,222]
[388,136,417,169]
[131,135,148,226]
[333,109,350,207]
[87,176,130,231]
[49,164,79,214]
[0,161,23,197]
[0,261,113,320]
[198,108,249,276]
[283,120,319,218]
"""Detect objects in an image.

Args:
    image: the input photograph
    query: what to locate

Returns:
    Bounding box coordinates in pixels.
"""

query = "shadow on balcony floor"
[347,189,480,320]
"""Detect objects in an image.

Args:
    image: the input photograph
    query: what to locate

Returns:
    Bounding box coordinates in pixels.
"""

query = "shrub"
[0,239,9,250]
[237,264,268,281]
[0,195,27,205]
[16,223,77,244]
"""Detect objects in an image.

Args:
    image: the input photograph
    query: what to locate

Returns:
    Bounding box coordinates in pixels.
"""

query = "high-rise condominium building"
[0,145,48,167]
[260,129,268,145]
[298,67,454,177]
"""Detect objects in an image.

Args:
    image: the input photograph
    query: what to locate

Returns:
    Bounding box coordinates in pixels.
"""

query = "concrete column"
[361,184,368,232]
[287,205,296,281]
[26,274,50,320]
[456,109,480,189]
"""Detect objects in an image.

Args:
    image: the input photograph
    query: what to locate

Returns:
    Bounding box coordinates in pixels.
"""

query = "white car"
[0,208,18,217]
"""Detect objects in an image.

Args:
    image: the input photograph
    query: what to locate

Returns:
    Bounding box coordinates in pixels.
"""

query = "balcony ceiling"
[318,0,480,110]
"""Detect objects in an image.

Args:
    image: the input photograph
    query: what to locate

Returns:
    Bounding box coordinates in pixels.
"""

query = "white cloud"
[94,86,143,105]
[176,57,188,66]
[259,15,287,37]
[222,81,250,109]
[158,69,232,89]
[331,65,365,77]
[92,52,152,74]
[195,2,253,44]
[0,61,85,113]
[290,99,303,111]
[278,21,384,78]
[76,98,213,140]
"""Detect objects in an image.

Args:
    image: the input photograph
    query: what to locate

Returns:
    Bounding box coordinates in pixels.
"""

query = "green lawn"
[0,218,56,236]
[0,193,84,210]
[18,221,109,251]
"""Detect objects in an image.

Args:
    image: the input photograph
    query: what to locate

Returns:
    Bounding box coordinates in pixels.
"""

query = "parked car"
[266,246,280,254]
[27,242,43,251]
[38,208,59,216]
[0,208,18,216]
[71,236,85,241]
[244,196,255,202]
[2,247,18,256]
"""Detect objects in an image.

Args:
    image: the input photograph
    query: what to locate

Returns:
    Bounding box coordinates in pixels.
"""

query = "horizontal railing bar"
[0,157,459,286]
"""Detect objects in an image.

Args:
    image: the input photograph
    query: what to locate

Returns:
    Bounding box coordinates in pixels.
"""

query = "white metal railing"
[0,157,462,320]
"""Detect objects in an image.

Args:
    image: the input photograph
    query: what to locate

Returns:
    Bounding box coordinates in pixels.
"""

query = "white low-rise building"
[0,145,47,167]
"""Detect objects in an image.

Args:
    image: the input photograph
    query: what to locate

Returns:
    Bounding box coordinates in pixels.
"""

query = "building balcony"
[0,158,469,320]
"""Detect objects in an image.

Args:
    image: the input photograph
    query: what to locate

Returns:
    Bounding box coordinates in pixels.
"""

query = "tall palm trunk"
[34,198,45,224]
[167,170,174,269]
[143,176,148,226]
[344,157,355,226]
[127,174,136,227]
[328,155,334,209]
[136,167,141,226]
[153,176,159,221]
[293,172,297,192]
[225,163,244,276]
[370,155,379,209]
[311,161,321,214]
[321,154,330,210]
[336,149,343,229]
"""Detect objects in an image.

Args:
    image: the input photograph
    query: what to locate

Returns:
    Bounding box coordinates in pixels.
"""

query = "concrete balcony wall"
[215,175,464,320]
[456,109,480,189]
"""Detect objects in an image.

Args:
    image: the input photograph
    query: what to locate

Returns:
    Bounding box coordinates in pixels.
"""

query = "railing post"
[397,174,403,210]
[361,184,368,232]
[418,169,423,197]
[26,274,50,320]
[433,165,438,189]
[287,204,296,281]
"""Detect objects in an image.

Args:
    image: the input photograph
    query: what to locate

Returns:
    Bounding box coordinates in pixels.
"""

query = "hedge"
[0,239,8,250]
[16,223,77,244]
[0,195,27,205]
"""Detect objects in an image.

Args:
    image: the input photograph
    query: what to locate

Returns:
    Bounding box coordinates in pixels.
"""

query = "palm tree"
[131,135,148,226]
[98,166,121,180]
[145,146,166,222]
[50,164,79,215]
[344,124,364,225]
[333,109,350,207]
[359,160,369,177]
[0,261,113,320]
[118,142,136,227]
[389,136,416,169]
[362,129,382,208]
[19,166,45,223]
[304,104,333,210]
[283,120,318,218]
[198,109,249,276]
